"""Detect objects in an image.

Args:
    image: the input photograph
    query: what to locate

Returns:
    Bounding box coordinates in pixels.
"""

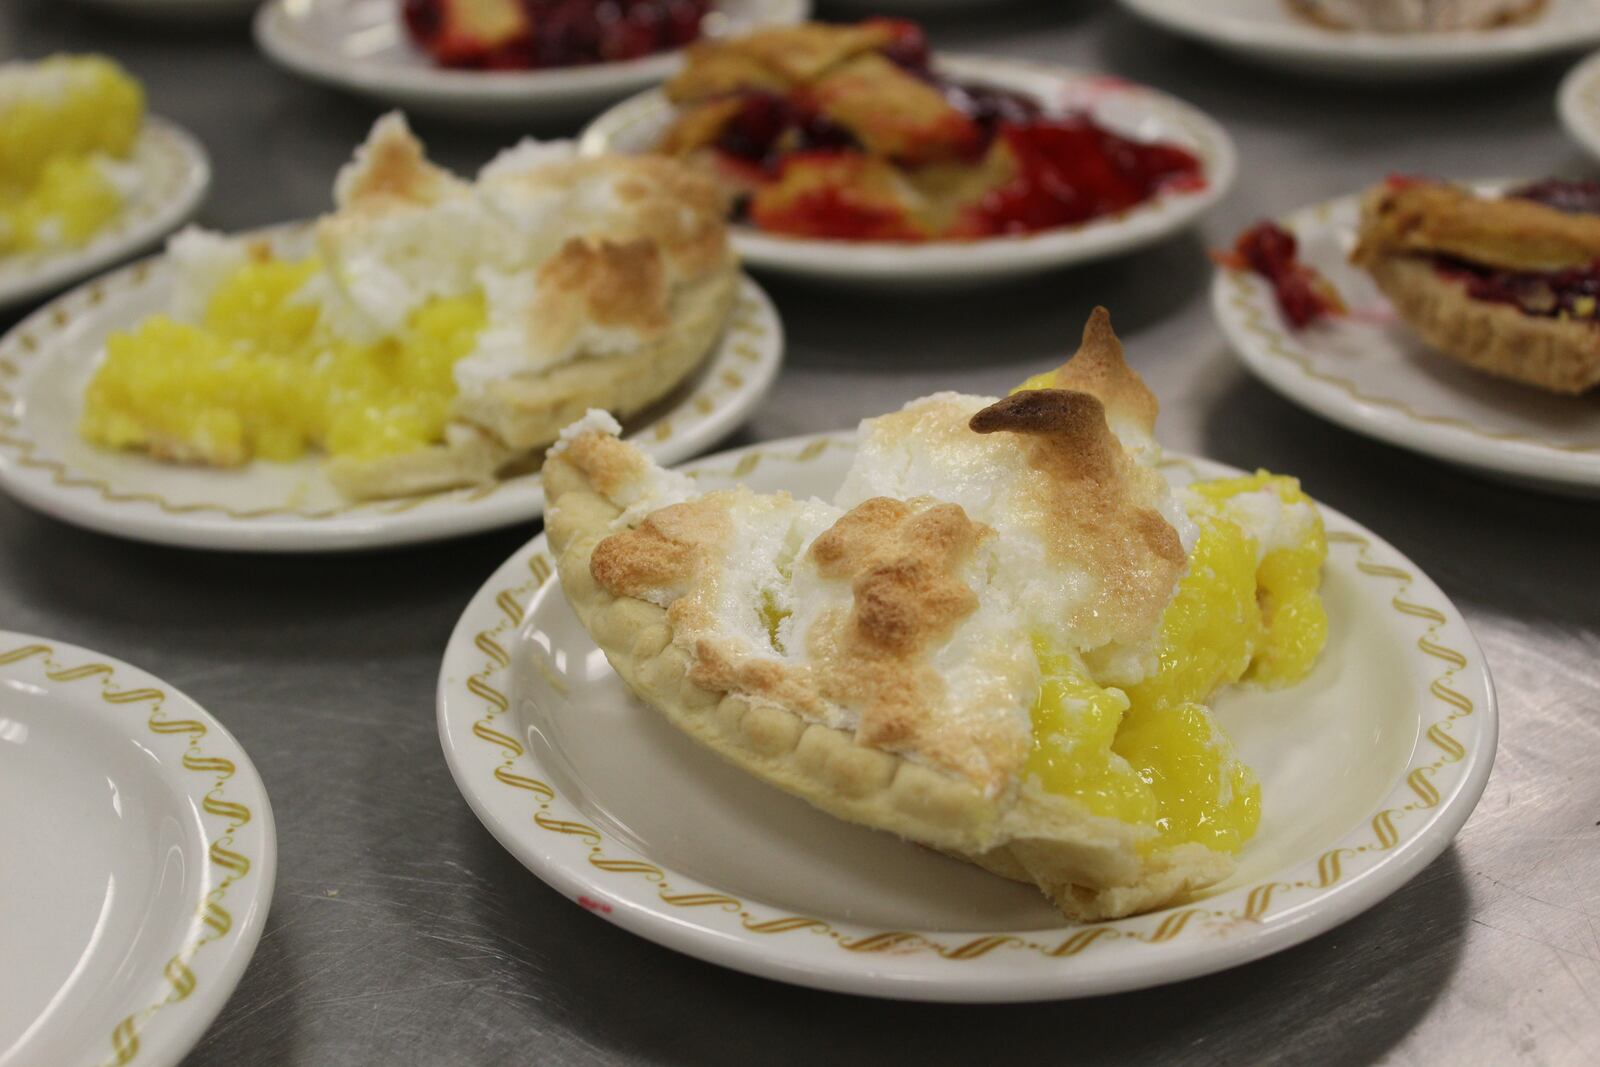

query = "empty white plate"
[0,633,275,1067]
[438,433,1495,1001]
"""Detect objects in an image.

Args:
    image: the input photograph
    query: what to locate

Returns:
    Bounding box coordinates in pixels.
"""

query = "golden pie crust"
[1352,180,1600,395]
[1352,180,1600,274]
[659,21,977,172]
[543,311,1235,921]
[1364,255,1600,394]
[664,21,900,103]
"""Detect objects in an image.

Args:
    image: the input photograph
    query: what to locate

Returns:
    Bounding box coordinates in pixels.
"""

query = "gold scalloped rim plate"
[0,119,210,313]
[579,56,1237,287]
[0,226,784,552]
[436,431,1496,1001]
[1121,0,1600,80]
[0,633,274,1066]
[1212,185,1600,497]
[1557,48,1600,163]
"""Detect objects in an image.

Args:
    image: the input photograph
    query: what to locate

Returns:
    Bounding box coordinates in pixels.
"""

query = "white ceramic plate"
[1121,0,1600,80]
[0,227,784,552]
[1213,186,1600,496]
[254,0,810,123]
[1558,48,1600,161]
[0,633,275,1066]
[0,119,210,314]
[580,56,1236,288]
[438,432,1496,1001]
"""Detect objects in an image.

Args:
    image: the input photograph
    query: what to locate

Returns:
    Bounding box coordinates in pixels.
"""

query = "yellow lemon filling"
[1026,473,1326,855]
[80,256,487,466]
[1,55,144,253]
[1191,471,1329,687]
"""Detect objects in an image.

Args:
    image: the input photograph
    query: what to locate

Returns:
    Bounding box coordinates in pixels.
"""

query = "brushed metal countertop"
[2,1,1597,1063]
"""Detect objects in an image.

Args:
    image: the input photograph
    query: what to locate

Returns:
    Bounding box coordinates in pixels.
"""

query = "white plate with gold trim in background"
[1121,0,1600,80]
[253,0,810,123]
[0,119,210,314]
[437,432,1495,1001]
[0,633,275,1066]
[1212,187,1600,498]
[1557,47,1600,163]
[0,227,784,552]
[579,56,1236,288]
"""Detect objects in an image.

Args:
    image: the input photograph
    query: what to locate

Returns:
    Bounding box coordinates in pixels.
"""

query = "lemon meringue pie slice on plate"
[0,112,783,551]
[543,309,1329,920]
[77,112,740,503]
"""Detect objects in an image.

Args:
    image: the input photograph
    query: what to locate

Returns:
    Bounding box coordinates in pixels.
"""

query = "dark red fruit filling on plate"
[715,94,863,169]
[1435,257,1600,321]
[973,119,1204,236]
[402,0,710,71]
[1217,222,1345,329]
[1507,178,1600,216]
[707,84,1203,236]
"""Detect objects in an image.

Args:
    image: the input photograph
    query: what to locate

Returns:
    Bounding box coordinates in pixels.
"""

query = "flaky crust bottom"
[543,449,1233,923]
[329,270,738,500]
[1367,255,1600,395]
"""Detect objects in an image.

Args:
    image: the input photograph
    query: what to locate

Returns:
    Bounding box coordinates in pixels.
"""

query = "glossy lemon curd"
[1191,472,1329,688]
[1026,473,1327,854]
[1,56,144,253]
[80,257,487,466]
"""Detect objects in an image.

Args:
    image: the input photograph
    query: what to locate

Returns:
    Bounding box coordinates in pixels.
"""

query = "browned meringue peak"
[332,112,466,213]
[969,387,1186,647]
[1040,307,1160,439]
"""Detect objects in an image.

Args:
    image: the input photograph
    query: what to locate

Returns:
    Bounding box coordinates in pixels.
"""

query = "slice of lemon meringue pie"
[78,112,737,500]
[544,310,1327,921]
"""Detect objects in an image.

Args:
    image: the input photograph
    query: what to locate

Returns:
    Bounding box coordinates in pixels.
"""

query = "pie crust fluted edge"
[543,451,1232,922]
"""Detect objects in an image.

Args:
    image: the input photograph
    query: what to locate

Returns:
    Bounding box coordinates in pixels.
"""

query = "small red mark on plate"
[1083,74,1135,91]
[578,895,613,914]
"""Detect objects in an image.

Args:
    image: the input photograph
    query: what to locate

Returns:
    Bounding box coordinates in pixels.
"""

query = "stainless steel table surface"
[3,2,1598,1064]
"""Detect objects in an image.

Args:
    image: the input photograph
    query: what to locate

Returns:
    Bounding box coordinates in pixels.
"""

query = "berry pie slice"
[1352,177,1600,394]
[654,19,1206,242]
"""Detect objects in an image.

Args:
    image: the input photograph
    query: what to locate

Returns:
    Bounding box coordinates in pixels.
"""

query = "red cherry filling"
[1218,222,1344,329]
[707,70,1202,241]
[714,93,862,171]
[403,0,711,71]
[1507,178,1600,216]
[970,118,1203,235]
[1435,256,1600,321]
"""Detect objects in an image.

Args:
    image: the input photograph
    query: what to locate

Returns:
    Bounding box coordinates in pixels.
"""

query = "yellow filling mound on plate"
[1027,473,1327,854]
[0,55,143,253]
[80,257,487,466]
